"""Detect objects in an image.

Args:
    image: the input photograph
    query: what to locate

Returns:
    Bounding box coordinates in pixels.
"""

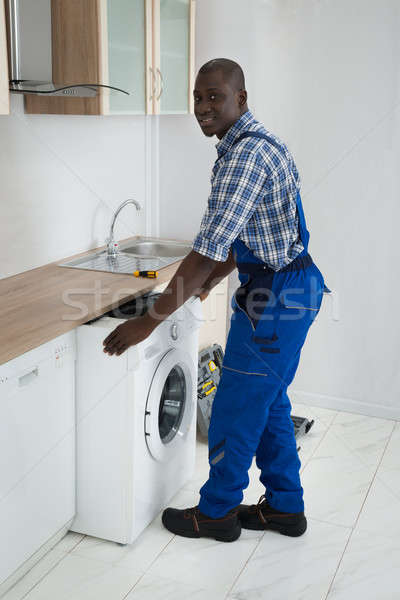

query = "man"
[103,58,326,543]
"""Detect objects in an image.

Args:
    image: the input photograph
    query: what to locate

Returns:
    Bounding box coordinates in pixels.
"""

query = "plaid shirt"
[192,110,304,270]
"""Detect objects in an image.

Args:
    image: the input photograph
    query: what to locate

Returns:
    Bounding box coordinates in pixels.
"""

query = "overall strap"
[234,130,282,152]
[233,131,310,254]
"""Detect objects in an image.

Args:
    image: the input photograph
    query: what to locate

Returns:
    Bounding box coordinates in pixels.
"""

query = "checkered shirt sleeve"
[192,149,268,262]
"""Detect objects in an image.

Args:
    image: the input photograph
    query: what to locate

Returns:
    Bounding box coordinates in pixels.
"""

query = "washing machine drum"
[145,348,195,462]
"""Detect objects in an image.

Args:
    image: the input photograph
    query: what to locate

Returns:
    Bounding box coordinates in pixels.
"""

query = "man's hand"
[103,316,154,356]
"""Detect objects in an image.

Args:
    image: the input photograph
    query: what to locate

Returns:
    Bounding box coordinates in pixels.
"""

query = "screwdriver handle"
[133,270,158,278]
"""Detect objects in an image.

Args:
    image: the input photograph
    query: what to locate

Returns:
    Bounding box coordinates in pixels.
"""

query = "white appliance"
[70,296,202,544]
[0,331,76,590]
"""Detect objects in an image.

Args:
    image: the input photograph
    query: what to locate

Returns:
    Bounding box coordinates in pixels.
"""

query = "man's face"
[193,70,246,140]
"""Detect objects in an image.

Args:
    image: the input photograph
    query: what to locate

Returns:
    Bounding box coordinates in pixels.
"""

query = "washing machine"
[70,294,203,544]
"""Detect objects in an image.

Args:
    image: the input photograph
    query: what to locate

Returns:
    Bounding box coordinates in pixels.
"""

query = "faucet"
[106,199,141,256]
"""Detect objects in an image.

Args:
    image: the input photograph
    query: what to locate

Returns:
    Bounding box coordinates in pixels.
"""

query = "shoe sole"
[161,514,242,542]
[240,516,307,537]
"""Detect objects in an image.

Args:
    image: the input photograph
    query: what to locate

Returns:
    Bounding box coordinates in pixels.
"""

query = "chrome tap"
[106,199,141,256]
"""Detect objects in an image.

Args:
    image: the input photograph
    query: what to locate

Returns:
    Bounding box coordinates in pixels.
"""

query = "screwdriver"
[133,270,158,278]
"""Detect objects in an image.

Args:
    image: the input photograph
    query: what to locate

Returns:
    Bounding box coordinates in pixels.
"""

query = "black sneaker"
[238,495,307,537]
[161,505,241,542]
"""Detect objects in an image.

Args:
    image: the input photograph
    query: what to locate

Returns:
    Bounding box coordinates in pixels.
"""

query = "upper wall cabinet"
[152,0,195,115]
[21,0,195,116]
[0,0,10,114]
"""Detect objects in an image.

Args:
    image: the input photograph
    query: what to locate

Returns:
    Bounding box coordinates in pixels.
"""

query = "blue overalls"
[198,131,327,519]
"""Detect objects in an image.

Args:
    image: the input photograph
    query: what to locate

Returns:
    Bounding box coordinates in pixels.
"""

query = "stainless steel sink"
[119,239,192,258]
[58,237,191,275]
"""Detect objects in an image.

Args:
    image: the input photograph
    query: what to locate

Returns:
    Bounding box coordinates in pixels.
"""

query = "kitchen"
[0,1,399,599]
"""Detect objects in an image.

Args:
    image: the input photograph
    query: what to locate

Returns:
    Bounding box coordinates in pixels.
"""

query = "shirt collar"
[215,110,256,158]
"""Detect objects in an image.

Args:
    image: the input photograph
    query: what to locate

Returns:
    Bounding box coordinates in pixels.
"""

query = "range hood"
[7,0,129,98]
[9,81,129,98]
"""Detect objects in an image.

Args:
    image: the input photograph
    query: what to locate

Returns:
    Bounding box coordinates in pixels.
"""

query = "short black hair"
[198,58,245,91]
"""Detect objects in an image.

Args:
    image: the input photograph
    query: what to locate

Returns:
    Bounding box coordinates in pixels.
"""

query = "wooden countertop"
[0,236,184,366]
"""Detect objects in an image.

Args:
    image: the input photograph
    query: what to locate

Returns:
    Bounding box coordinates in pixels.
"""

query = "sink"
[119,239,192,258]
[58,237,192,275]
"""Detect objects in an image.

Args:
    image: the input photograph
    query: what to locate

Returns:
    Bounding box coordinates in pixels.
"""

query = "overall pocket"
[279,285,323,321]
[233,273,275,332]
[252,271,323,353]
[271,284,324,351]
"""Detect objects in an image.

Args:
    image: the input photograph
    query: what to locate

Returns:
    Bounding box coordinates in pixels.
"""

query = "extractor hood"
[6,0,129,98]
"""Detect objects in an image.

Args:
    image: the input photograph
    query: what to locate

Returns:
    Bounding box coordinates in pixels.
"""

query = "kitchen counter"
[0,236,185,366]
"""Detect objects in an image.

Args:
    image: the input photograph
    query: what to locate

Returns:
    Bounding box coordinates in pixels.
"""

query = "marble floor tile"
[328,412,395,468]
[70,490,202,574]
[1,548,66,600]
[168,487,200,509]
[227,518,352,600]
[326,528,400,600]
[144,528,263,595]
[290,401,338,429]
[373,422,400,495]
[296,415,333,470]
[353,424,400,539]
[195,434,209,456]
[20,554,143,600]
[70,488,202,575]
[183,454,210,494]
[54,532,85,554]
[70,517,173,574]
[125,573,227,600]
[243,458,265,505]
[300,414,394,528]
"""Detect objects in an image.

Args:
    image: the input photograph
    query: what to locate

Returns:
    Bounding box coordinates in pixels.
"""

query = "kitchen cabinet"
[198,279,228,351]
[24,0,195,116]
[152,0,195,115]
[0,0,9,115]
[0,331,76,594]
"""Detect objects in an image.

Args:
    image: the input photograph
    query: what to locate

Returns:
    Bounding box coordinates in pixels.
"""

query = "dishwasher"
[0,331,76,594]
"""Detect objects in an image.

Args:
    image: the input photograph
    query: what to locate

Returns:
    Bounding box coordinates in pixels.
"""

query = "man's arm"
[144,249,218,324]
[103,250,217,355]
[196,248,236,300]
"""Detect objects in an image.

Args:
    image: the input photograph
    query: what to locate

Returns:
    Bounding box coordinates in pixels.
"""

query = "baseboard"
[290,390,400,422]
[0,519,73,598]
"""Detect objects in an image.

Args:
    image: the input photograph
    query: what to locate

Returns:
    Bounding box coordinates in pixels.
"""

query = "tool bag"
[197,344,224,436]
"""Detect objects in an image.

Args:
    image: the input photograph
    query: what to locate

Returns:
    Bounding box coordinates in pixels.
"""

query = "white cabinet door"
[0,332,76,588]
[107,0,195,115]
[0,0,9,115]
[198,279,228,351]
[153,0,195,115]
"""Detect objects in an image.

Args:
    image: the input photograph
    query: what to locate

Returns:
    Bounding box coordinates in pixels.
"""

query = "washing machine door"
[145,348,195,462]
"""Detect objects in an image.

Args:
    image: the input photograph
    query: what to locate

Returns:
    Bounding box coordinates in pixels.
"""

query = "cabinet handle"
[156,68,164,100]
[18,367,39,387]
[149,67,157,100]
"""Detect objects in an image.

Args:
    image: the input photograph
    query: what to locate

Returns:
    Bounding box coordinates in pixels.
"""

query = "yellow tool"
[201,380,217,396]
[208,360,217,372]
[133,270,158,278]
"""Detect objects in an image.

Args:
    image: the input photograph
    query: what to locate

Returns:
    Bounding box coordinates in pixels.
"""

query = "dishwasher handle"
[18,367,39,387]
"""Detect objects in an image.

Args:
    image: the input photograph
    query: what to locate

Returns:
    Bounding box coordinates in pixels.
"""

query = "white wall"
[0,95,153,278]
[159,0,400,420]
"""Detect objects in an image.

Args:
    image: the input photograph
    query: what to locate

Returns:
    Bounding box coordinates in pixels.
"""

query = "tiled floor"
[3,403,399,600]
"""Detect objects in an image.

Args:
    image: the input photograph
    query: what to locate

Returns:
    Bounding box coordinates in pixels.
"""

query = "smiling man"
[103,58,327,543]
